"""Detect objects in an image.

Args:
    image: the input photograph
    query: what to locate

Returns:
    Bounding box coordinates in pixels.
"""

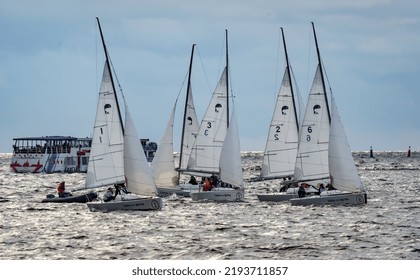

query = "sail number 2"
[273,124,283,140]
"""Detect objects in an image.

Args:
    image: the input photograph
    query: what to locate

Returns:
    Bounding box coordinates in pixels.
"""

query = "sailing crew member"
[202,178,212,192]
[57,181,71,197]
[298,184,306,198]
[103,187,114,202]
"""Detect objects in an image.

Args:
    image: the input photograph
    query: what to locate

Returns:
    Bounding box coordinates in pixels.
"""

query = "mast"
[96,17,125,133]
[178,44,196,176]
[311,22,331,122]
[281,27,299,130]
[225,29,230,128]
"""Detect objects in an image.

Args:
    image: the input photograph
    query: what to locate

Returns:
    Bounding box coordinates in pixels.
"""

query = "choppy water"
[0,151,419,260]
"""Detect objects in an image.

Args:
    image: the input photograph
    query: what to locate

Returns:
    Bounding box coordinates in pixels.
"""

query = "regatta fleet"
[10,21,367,208]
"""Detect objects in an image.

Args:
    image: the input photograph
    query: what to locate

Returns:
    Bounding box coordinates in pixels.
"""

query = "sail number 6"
[306,126,312,141]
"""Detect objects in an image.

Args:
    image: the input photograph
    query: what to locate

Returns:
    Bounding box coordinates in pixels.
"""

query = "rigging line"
[306,24,313,98]
[320,57,334,98]
[217,32,225,82]
[196,46,212,95]
[275,27,282,94]
[95,19,99,97]
[108,57,124,98]
[175,67,189,103]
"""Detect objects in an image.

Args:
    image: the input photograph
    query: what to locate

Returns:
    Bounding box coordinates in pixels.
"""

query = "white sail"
[85,61,125,189]
[124,103,158,197]
[151,103,178,188]
[179,85,200,170]
[328,94,364,192]
[186,67,228,176]
[294,65,330,182]
[219,107,243,188]
[261,68,299,180]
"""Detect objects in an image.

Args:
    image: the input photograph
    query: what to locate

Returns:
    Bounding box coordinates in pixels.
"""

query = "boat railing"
[13,145,71,155]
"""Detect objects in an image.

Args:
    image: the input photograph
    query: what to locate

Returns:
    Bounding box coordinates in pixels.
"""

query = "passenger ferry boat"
[10,136,157,173]
[10,136,92,173]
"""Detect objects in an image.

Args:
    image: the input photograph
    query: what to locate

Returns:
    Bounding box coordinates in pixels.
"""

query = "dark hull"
[41,192,97,203]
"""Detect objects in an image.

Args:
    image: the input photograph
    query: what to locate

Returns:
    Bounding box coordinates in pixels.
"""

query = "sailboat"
[85,17,162,211]
[190,30,245,202]
[290,22,367,206]
[154,44,200,197]
[257,28,304,202]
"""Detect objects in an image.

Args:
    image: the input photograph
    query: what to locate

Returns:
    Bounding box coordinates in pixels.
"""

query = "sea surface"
[0,151,419,260]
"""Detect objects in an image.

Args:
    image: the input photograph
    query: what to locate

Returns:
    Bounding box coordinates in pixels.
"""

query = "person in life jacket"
[202,178,212,192]
[57,181,72,197]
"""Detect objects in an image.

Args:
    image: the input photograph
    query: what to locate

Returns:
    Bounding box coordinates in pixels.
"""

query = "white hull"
[178,183,201,192]
[191,189,244,202]
[157,187,191,198]
[257,186,318,202]
[87,195,162,212]
[257,193,297,202]
[290,191,367,206]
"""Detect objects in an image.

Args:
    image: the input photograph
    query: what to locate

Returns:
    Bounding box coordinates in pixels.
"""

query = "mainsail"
[261,68,299,180]
[186,67,229,176]
[85,61,125,189]
[177,44,200,172]
[293,65,330,182]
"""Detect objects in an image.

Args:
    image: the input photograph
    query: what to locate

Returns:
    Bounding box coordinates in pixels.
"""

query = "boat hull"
[86,197,162,212]
[157,187,191,198]
[290,192,367,206]
[178,183,201,192]
[257,186,318,202]
[191,189,244,202]
[41,192,97,203]
[257,193,297,202]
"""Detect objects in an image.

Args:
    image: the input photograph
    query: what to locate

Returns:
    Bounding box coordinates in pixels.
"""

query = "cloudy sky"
[1,0,419,153]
